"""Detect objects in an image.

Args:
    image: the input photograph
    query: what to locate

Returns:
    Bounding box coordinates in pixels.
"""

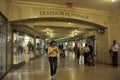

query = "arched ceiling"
[12,18,104,41]
[10,0,110,41]
[11,0,120,11]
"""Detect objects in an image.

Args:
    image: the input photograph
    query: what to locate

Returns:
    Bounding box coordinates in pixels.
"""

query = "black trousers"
[83,53,89,65]
[112,52,118,67]
[45,48,48,53]
[90,54,95,65]
[77,53,80,59]
[49,57,57,76]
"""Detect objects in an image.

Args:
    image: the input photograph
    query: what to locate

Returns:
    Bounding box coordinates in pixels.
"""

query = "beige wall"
[84,29,111,64]
[0,0,9,18]
[110,10,120,64]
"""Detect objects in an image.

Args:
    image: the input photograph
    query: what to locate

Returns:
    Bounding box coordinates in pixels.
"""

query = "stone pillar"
[7,23,12,70]
[34,35,36,57]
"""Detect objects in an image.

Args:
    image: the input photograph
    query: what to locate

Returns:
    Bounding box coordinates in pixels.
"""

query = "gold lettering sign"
[39,10,89,20]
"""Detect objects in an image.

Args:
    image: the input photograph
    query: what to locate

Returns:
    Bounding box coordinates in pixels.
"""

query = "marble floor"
[2,51,120,80]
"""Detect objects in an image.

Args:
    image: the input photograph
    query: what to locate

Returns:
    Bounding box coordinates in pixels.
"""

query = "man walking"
[111,40,119,68]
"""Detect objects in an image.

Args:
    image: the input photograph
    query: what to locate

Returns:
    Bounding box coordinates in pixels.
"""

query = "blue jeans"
[49,57,57,76]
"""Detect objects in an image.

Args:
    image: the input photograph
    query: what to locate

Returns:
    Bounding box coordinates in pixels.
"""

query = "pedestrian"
[74,43,78,59]
[111,40,119,68]
[77,41,82,63]
[88,42,94,66]
[83,43,90,65]
[87,54,93,66]
[45,42,49,53]
[48,41,59,78]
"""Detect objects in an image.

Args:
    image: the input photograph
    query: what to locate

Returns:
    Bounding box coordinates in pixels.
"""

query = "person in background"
[88,42,94,66]
[111,40,119,68]
[74,43,79,59]
[45,42,49,53]
[77,41,82,63]
[27,41,32,51]
[87,54,93,66]
[83,43,90,65]
[48,41,59,78]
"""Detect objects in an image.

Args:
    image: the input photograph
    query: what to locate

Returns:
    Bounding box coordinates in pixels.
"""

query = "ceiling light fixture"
[71,35,74,37]
[68,23,72,24]
[47,31,50,34]
[71,29,80,37]
[112,0,115,2]
[50,34,53,37]
[44,28,54,37]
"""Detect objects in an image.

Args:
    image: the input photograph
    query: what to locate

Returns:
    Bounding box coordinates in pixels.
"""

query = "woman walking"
[48,41,59,78]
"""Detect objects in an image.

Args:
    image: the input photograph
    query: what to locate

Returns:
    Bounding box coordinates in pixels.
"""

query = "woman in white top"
[48,41,59,78]
[83,43,90,65]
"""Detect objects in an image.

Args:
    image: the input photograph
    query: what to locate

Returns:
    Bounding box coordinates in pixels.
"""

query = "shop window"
[0,13,7,76]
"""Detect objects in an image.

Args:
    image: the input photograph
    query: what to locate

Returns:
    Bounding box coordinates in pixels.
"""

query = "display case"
[36,38,45,55]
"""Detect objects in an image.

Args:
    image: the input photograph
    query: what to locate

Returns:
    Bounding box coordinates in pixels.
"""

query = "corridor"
[2,51,120,80]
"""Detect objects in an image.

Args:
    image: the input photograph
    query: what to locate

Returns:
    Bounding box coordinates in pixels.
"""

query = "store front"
[13,32,34,64]
[0,13,7,77]
[36,38,45,55]
[68,40,76,51]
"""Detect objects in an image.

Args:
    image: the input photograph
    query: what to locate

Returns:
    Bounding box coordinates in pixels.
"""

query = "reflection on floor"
[2,51,120,80]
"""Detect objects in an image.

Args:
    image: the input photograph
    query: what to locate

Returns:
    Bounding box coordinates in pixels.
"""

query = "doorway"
[87,35,96,64]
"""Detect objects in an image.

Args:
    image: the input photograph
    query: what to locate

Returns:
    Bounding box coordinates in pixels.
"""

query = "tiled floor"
[2,51,120,80]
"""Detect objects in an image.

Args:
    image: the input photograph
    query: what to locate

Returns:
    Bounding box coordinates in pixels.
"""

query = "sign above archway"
[39,9,89,20]
[9,1,111,28]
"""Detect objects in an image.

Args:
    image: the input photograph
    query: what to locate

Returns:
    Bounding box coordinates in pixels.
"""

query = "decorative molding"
[9,1,115,28]
[10,0,112,16]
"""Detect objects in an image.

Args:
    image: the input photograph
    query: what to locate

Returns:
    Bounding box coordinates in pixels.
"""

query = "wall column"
[34,35,36,57]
